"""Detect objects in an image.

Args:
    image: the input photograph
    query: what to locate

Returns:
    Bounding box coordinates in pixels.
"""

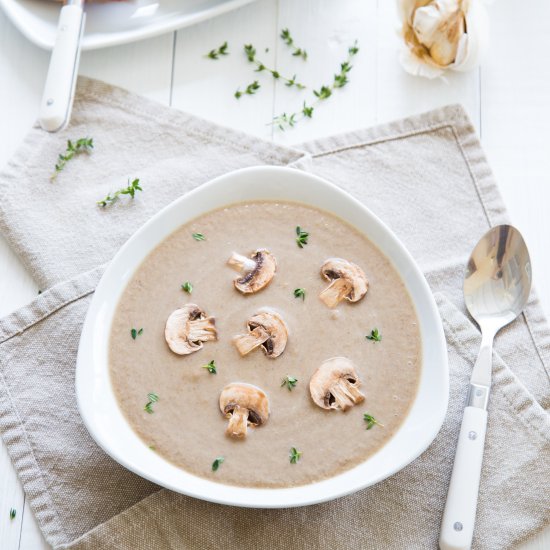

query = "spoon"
[439,225,532,550]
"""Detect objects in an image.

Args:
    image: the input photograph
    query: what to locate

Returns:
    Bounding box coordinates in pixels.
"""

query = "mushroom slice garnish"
[233,310,288,358]
[165,303,217,355]
[219,382,269,439]
[319,258,368,308]
[227,249,277,294]
[309,357,365,412]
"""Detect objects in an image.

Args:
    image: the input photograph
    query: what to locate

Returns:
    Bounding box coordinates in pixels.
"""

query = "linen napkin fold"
[0,77,549,549]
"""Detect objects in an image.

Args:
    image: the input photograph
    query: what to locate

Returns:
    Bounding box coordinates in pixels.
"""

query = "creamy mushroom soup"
[109,201,422,488]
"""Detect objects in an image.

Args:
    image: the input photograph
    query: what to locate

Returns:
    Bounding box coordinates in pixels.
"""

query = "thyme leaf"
[144,392,159,414]
[212,456,225,471]
[131,327,144,340]
[295,226,309,248]
[192,232,206,241]
[9,508,16,520]
[293,288,306,300]
[280,28,307,60]
[289,447,302,464]
[181,281,193,294]
[235,80,260,99]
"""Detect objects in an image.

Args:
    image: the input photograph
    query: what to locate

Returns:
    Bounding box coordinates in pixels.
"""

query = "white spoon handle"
[439,406,487,550]
[39,4,85,132]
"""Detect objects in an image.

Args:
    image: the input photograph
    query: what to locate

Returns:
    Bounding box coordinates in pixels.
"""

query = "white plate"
[76,166,449,508]
[0,0,256,51]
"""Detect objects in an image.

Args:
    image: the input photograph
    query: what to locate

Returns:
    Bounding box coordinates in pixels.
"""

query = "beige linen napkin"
[0,78,549,549]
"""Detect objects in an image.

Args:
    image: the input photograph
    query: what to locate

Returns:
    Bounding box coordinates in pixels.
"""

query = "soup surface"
[109,201,421,488]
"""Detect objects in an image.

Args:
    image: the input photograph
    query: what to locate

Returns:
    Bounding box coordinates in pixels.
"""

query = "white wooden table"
[1,1,548,548]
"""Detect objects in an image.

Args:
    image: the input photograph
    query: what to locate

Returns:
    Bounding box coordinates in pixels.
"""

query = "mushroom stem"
[226,406,249,438]
[329,380,365,411]
[228,252,257,273]
[233,326,270,356]
[319,278,353,308]
[187,317,217,344]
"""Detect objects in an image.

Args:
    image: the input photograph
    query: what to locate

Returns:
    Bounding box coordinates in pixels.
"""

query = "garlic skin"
[398,0,490,79]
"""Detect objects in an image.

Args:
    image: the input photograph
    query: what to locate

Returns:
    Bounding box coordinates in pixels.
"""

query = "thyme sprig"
[131,327,144,340]
[206,41,229,60]
[272,40,359,130]
[97,178,142,207]
[181,281,193,294]
[295,226,309,248]
[51,137,93,180]
[243,44,306,90]
[202,360,217,374]
[281,375,298,391]
[366,328,382,342]
[144,392,159,414]
[280,28,307,60]
[364,413,384,430]
[235,80,261,99]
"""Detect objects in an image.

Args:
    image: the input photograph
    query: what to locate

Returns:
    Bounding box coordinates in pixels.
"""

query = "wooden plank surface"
[0,1,548,548]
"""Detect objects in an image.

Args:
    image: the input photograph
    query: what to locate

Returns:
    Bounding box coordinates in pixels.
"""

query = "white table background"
[0,0,549,548]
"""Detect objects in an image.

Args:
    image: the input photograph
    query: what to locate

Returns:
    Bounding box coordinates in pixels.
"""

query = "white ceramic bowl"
[76,166,448,508]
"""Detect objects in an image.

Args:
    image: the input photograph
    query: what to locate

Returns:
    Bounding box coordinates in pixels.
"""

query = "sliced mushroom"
[319,258,368,308]
[233,310,288,358]
[227,249,277,294]
[165,303,217,355]
[219,382,269,438]
[309,357,365,411]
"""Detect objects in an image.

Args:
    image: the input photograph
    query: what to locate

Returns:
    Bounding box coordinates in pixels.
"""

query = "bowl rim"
[76,165,449,508]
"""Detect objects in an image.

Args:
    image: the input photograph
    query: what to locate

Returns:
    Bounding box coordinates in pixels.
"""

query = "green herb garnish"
[295,226,309,248]
[235,80,260,99]
[212,456,225,471]
[97,178,142,207]
[280,28,307,60]
[281,375,298,391]
[50,137,93,180]
[192,232,206,241]
[243,44,306,90]
[366,328,382,342]
[9,508,16,520]
[206,41,229,60]
[202,360,217,374]
[131,327,144,340]
[181,281,193,294]
[363,413,384,430]
[149,445,156,451]
[272,40,359,130]
[293,288,306,300]
[144,392,159,414]
[289,447,302,464]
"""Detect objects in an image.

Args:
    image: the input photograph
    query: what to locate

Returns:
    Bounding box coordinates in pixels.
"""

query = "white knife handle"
[39,5,85,132]
[439,406,488,550]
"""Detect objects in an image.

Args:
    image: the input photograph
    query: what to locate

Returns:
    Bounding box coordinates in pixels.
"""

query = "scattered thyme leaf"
[97,178,142,207]
[50,137,93,180]
[192,232,206,241]
[289,447,302,464]
[281,375,298,391]
[202,360,217,374]
[271,40,359,130]
[149,445,156,451]
[212,456,225,471]
[9,508,16,520]
[364,413,384,430]
[243,44,306,90]
[131,327,144,340]
[235,80,260,99]
[206,41,229,59]
[280,28,307,60]
[366,328,382,342]
[181,281,193,294]
[295,226,309,248]
[144,392,159,414]
[293,288,306,300]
